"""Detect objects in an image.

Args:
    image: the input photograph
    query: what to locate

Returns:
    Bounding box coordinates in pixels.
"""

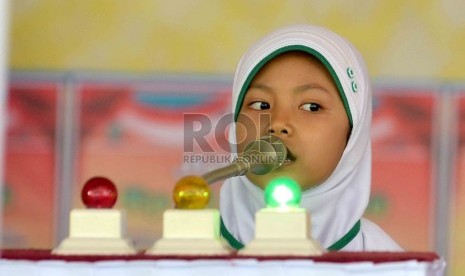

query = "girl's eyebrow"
[248,83,272,92]
[249,83,331,94]
[294,84,330,94]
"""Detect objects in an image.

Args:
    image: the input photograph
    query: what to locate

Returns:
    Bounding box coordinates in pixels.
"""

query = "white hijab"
[219,24,402,251]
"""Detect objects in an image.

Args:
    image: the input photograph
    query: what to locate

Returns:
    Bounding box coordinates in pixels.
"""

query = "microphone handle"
[200,135,287,184]
[201,158,250,184]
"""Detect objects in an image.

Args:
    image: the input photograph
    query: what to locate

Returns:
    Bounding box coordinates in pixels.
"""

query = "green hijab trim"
[233,45,353,127]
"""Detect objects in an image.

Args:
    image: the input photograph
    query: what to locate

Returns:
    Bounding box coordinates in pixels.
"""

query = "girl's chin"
[246,172,296,190]
[246,172,320,191]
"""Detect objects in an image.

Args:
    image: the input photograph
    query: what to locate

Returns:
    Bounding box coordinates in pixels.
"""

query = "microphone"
[201,135,288,184]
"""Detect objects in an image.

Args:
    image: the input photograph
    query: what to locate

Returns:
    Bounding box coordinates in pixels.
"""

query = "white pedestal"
[238,208,323,256]
[146,209,232,255]
[52,209,136,255]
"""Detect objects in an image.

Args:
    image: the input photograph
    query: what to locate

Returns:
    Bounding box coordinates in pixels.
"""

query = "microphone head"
[242,135,288,175]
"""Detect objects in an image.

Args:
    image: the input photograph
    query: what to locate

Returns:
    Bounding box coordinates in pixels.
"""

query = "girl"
[219,24,402,251]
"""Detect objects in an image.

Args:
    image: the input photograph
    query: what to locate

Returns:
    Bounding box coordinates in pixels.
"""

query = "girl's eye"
[249,101,270,110]
[300,103,322,112]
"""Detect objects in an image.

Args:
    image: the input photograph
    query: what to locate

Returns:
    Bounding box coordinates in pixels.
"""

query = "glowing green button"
[264,177,301,209]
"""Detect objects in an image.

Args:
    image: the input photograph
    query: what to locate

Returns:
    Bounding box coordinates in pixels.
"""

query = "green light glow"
[264,177,301,209]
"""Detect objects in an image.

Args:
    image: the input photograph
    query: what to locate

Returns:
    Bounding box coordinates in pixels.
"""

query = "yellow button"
[173,175,211,209]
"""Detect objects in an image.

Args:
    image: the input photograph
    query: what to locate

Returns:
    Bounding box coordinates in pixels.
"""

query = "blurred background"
[1,0,465,275]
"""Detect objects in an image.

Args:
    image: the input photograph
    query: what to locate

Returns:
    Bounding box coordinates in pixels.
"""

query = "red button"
[81,177,118,208]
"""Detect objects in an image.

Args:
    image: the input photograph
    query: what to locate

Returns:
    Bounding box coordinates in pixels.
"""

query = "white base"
[146,209,232,256]
[147,238,232,255]
[52,237,137,255]
[52,208,136,255]
[239,207,324,256]
[238,238,323,256]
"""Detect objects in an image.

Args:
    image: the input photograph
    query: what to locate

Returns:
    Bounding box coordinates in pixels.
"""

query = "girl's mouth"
[282,148,296,166]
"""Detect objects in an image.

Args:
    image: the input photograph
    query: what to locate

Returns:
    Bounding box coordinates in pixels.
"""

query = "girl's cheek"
[236,113,261,140]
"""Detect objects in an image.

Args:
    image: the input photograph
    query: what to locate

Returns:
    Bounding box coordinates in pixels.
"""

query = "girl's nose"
[268,126,290,135]
[266,107,294,136]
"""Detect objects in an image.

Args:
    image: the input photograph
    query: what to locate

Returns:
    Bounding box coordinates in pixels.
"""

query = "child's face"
[236,51,350,190]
